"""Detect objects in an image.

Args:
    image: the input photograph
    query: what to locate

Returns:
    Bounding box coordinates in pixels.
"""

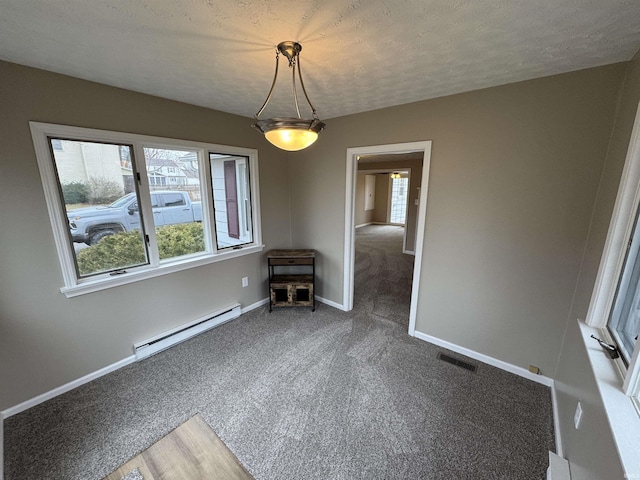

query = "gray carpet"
[4,224,554,479]
[355,225,415,326]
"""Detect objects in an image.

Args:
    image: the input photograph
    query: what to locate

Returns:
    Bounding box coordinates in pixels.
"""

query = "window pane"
[390,177,408,224]
[49,138,148,277]
[143,148,205,261]
[210,153,253,249]
[609,207,640,362]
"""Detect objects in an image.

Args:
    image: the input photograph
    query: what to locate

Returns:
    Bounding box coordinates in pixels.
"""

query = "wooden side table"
[267,249,316,312]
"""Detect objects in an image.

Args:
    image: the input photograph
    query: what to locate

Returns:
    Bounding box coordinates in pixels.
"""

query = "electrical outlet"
[574,401,583,429]
[242,276,249,288]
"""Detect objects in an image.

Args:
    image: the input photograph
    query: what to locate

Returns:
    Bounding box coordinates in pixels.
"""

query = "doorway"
[344,141,432,335]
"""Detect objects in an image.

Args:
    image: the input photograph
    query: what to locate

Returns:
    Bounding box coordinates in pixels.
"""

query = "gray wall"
[354,172,375,226]
[289,64,624,378]
[373,174,390,224]
[554,52,640,479]
[288,62,632,479]
[0,61,291,410]
[2,55,638,479]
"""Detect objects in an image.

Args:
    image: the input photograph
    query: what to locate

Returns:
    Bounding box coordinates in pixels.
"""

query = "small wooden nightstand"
[267,249,316,312]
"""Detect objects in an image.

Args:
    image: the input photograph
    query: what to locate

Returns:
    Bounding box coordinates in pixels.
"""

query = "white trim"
[578,320,640,477]
[241,297,270,314]
[547,452,571,480]
[551,381,564,458]
[623,343,640,396]
[29,122,264,297]
[582,101,640,398]
[1,355,136,419]
[61,244,265,297]
[344,141,432,338]
[0,413,3,480]
[355,222,373,229]
[315,295,348,311]
[585,103,640,328]
[413,330,554,387]
[412,329,565,459]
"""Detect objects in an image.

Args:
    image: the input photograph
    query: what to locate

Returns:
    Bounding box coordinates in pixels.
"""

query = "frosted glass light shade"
[253,117,325,152]
[265,128,318,151]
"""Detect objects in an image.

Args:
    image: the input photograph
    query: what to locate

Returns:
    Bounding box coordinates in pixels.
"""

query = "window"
[608,205,640,364]
[581,104,640,476]
[585,103,640,399]
[30,122,263,297]
[389,175,408,225]
[210,154,254,249]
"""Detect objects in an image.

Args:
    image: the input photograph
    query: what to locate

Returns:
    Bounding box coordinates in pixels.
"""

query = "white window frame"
[30,122,263,298]
[581,103,640,475]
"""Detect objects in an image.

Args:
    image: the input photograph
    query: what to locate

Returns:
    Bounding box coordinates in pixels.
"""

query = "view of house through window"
[32,122,262,294]
[143,147,206,262]
[50,138,149,277]
[210,153,253,249]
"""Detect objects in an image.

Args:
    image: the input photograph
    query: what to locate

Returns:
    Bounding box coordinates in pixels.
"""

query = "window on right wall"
[586,102,640,400]
[607,205,640,366]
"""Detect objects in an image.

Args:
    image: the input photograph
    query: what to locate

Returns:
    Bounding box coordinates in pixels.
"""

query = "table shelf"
[267,249,316,312]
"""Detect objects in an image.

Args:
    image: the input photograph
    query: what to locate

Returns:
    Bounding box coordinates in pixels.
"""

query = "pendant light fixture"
[252,41,326,151]
[390,172,401,179]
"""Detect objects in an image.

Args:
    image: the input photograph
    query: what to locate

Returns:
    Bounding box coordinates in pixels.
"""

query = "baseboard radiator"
[134,303,241,361]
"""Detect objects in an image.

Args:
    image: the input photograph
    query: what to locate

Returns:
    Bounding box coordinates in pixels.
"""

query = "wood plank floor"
[102,415,254,480]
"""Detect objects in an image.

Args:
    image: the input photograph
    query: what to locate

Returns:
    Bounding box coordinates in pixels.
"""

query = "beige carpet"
[102,415,253,480]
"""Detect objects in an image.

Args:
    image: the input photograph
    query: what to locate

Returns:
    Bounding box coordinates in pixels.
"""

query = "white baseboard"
[547,452,571,479]
[242,297,270,313]
[315,295,347,311]
[355,222,372,229]
[0,415,3,480]
[1,303,255,420]
[1,355,136,420]
[412,330,554,387]
[412,330,561,454]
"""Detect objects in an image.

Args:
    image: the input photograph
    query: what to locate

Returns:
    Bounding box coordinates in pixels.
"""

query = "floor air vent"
[437,352,478,373]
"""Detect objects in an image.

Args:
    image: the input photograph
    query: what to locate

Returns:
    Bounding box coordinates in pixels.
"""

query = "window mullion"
[133,143,160,266]
[205,151,221,254]
[200,150,217,254]
[623,344,640,397]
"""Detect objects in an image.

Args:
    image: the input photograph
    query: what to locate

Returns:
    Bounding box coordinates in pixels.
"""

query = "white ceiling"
[1,1,639,121]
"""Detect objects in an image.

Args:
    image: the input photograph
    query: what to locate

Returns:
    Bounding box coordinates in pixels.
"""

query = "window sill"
[60,244,265,298]
[578,319,640,477]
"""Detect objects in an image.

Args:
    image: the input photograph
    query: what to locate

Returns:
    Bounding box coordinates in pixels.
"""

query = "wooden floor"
[102,415,254,480]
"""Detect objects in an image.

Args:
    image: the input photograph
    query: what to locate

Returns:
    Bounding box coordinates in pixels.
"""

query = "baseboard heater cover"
[134,303,241,360]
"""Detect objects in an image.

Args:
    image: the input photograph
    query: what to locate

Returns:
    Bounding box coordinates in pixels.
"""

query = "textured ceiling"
[1,1,639,121]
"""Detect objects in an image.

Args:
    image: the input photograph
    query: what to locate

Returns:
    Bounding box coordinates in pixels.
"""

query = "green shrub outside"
[61,177,123,206]
[61,181,90,204]
[156,222,205,259]
[77,223,205,276]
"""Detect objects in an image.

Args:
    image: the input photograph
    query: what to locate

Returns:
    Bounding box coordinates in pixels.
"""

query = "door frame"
[343,141,432,335]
